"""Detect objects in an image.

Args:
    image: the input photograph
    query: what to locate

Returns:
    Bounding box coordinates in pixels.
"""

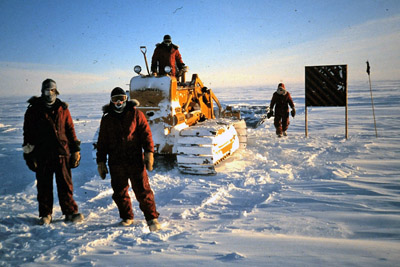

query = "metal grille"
[305,65,347,106]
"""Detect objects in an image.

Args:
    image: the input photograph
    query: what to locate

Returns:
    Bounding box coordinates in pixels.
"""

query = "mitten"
[267,111,274,119]
[22,144,37,172]
[70,151,81,168]
[144,152,154,171]
[291,108,296,118]
[23,153,38,172]
[97,162,108,179]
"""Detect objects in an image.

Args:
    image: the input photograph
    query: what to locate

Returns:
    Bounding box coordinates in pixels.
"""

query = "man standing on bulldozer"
[151,34,186,77]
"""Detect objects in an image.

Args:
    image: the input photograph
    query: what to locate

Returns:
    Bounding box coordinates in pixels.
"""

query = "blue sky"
[0,0,399,96]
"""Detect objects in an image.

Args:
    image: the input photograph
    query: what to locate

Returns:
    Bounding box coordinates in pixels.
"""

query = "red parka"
[96,101,154,166]
[269,92,295,116]
[23,97,80,157]
[151,43,184,76]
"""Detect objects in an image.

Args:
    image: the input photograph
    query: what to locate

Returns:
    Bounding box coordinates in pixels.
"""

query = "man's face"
[44,88,57,96]
[43,88,57,103]
[111,94,127,109]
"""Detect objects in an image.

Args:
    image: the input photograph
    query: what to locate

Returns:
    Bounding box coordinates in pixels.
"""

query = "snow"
[1,80,400,266]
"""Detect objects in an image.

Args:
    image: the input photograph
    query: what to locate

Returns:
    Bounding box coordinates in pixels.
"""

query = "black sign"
[305,65,347,106]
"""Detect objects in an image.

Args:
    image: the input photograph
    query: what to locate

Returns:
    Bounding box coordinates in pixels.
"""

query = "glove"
[22,143,37,172]
[291,108,296,118]
[70,151,81,168]
[144,152,154,171]
[23,153,38,172]
[97,162,108,179]
[267,111,274,119]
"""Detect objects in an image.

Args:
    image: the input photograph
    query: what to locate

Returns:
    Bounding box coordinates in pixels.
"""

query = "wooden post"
[305,71,308,138]
[345,74,348,139]
[345,105,348,139]
[368,74,378,137]
[367,61,378,137]
[305,106,308,137]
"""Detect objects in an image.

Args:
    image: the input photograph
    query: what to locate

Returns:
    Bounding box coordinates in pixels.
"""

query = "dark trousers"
[109,163,159,221]
[274,112,290,135]
[35,156,78,217]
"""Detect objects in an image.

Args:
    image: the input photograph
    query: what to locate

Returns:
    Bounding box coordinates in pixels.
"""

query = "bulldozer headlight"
[134,65,142,74]
[164,127,170,135]
[164,66,172,74]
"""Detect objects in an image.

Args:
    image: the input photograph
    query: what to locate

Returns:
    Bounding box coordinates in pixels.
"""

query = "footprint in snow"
[216,252,246,261]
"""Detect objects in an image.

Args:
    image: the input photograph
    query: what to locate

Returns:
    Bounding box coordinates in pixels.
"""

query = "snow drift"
[0,81,399,266]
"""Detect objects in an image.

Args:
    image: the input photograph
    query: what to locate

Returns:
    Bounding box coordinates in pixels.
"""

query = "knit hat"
[163,34,172,44]
[111,87,125,97]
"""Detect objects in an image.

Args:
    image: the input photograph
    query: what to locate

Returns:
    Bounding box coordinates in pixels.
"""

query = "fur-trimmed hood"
[155,42,179,50]
[102,99,140,114]
[27,96,68,109]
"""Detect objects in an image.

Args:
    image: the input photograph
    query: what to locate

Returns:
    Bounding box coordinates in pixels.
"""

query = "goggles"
[43,88,57,96]
[111,94,127,103]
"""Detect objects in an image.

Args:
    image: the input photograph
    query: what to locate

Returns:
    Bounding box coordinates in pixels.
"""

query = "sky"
[0,0,399,96]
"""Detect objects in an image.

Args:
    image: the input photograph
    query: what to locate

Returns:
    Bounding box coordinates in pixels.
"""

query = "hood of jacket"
[155,42,179,50]
[27,96,68,110]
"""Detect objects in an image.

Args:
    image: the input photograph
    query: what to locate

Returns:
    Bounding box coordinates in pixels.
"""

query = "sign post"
[305,65,348,139]
[366,61,378,137]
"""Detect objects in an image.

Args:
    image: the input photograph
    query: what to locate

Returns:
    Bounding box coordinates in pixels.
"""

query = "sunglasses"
[111,95,127,103]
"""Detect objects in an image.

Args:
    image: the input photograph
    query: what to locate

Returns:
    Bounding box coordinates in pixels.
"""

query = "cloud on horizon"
[1,14,399,95]
[0,62,133,96]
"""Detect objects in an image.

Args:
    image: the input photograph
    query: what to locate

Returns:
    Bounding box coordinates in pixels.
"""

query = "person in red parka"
[23,78,83,225]
[151,34,185,77]
[96,87,161,231]
[267,83,296,137]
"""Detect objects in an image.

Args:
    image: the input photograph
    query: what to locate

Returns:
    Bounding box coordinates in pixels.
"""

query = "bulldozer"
[130,46,247,174]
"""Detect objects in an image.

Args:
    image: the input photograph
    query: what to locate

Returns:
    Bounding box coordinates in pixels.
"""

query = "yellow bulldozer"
[130,46,247,174]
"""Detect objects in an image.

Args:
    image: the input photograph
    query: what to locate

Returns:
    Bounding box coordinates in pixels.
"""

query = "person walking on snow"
[267,83,296,137]
[96,87,161,231]
[22,79,83,225]
[151,34,186,77]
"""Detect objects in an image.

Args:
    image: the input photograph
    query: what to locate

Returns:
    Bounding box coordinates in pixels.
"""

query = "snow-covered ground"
[0,80,399,266]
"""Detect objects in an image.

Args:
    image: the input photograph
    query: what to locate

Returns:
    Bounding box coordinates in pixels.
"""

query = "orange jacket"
[151,43,184,76]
